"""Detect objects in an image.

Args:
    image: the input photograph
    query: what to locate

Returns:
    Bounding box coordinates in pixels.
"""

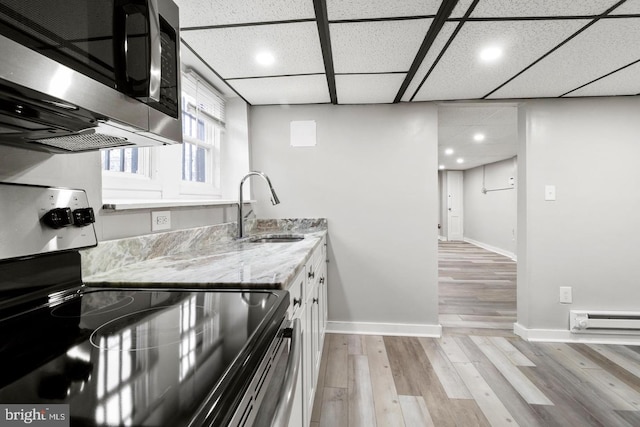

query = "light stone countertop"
[82,219,327,290]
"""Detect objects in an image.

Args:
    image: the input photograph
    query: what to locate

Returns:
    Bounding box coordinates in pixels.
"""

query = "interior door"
[447,171,464,241]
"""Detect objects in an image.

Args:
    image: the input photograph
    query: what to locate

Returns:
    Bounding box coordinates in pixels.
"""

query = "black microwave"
[0,0,182,153]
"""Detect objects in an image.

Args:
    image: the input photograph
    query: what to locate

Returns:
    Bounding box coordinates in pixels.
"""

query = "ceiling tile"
[610,0,640,14]
[326,0,440,20]
[175,0,315,27]
[335,74,406,104]
[227,75,330,105]
[450,0,475,19]
[413,19,587,101]
[489,18,640,99]
[564,61,640,97]
[330,19,432,73]
[401,22,457,102]
[469,0,619,17]
[181,22,325,79]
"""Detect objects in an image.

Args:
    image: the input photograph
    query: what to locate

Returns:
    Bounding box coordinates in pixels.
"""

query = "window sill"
[102,199,256,211]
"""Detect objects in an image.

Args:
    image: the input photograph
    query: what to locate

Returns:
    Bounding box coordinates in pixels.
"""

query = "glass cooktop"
[0,287,288,426]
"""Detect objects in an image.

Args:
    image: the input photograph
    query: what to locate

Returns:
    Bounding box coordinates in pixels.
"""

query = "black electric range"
[0,183,292,427]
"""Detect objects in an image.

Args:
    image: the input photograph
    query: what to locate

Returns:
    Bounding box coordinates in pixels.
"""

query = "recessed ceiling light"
[444,148,454,155]
[439,165,445,170]
[256,51,275,66]
[456,158,464,164]
[479,46,502,62]
[473,133,485,142]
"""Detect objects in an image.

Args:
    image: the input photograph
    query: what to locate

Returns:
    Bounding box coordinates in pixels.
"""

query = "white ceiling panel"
[326,0,440,20]
[413,19,587,101]
[401,22,457,102]
[330,19,432,73]
[335,74,406,104]
[610,0,640,14]
[489,18,640,99]
[228,75,330,105]
[175,0,315,27]
[450,0,475,19]
[181,22,325,78]
[469,0,619,18]
[564,62,640,97]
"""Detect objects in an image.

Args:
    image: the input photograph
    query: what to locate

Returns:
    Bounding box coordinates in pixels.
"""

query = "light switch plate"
[545,185,556,201]
[559,286,572,304]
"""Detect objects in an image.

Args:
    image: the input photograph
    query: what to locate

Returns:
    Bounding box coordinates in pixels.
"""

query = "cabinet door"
[304,278,317,424]
[316,261,327,371]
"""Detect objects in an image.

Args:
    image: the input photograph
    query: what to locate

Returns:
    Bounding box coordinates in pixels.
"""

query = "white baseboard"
[438,235,447,241]
[514,323,640,345]
[464,237,517,261]
[327,321,442,337]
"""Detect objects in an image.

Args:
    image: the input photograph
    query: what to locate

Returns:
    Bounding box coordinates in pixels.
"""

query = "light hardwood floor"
[312,242,640,426]
[439,241,516,335]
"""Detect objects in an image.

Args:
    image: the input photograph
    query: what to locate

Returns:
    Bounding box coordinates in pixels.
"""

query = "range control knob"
[43,207,73,229]
[73,207,95,227]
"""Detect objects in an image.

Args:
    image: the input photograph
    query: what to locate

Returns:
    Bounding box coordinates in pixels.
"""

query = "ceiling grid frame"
[312,0,337,104]
[394,0,463,103]
[481,0,631,99]
[176,0,640,106]
[403,0,479,102]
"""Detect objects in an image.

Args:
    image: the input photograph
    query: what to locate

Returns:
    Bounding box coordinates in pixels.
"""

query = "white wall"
[518,96,640,332]
[463,157,517,257]
[222,97,251,200]
[249,103,440,333]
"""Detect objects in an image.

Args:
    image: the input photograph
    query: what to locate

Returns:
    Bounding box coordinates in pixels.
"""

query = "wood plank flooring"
[439,241,516,335]
[313,241,640,426]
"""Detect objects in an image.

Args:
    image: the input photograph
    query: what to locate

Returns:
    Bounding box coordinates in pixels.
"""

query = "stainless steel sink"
[248,235,305,243]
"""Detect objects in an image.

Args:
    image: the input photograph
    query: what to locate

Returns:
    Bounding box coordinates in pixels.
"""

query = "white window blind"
[181,70,225,192]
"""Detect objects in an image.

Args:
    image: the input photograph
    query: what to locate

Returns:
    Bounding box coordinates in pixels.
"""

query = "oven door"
[228,318,302,427]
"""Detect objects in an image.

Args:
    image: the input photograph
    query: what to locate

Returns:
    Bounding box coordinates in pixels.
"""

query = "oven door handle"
[272,318,301,427]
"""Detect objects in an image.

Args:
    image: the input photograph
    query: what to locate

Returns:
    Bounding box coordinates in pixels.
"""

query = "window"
[101,148,147,175]
[101,69,226,201]
[180,70,225,195]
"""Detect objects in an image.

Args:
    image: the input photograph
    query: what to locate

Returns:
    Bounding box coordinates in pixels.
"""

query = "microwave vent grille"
[33,133,133,152]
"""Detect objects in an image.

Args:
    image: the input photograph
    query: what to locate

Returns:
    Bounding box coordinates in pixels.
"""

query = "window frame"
[100,70,226,202]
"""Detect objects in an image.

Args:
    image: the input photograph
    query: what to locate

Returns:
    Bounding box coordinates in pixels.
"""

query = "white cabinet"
[287,268,305,427]
[286,235,327,427]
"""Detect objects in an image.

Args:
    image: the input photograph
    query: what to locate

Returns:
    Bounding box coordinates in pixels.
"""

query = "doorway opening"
[437,103,518,335]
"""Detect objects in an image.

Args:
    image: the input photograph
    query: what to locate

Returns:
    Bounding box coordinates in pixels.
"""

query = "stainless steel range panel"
[0,182,299,427]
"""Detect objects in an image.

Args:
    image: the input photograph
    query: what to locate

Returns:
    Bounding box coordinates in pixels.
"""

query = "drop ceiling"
[176,0,640,169]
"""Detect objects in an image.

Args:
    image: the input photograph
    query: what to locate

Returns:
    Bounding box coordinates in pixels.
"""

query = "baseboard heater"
[570,310,640,334]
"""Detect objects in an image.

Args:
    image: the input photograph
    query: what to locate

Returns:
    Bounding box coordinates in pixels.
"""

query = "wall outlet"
[559,286,572,304]
[151,211,171,231]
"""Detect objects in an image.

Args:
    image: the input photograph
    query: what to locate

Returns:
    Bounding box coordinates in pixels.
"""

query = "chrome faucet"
[238,171,280,238]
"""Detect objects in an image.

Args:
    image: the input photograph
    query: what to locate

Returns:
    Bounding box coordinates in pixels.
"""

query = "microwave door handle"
[146,0,161,103]
[113,0,160,103]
